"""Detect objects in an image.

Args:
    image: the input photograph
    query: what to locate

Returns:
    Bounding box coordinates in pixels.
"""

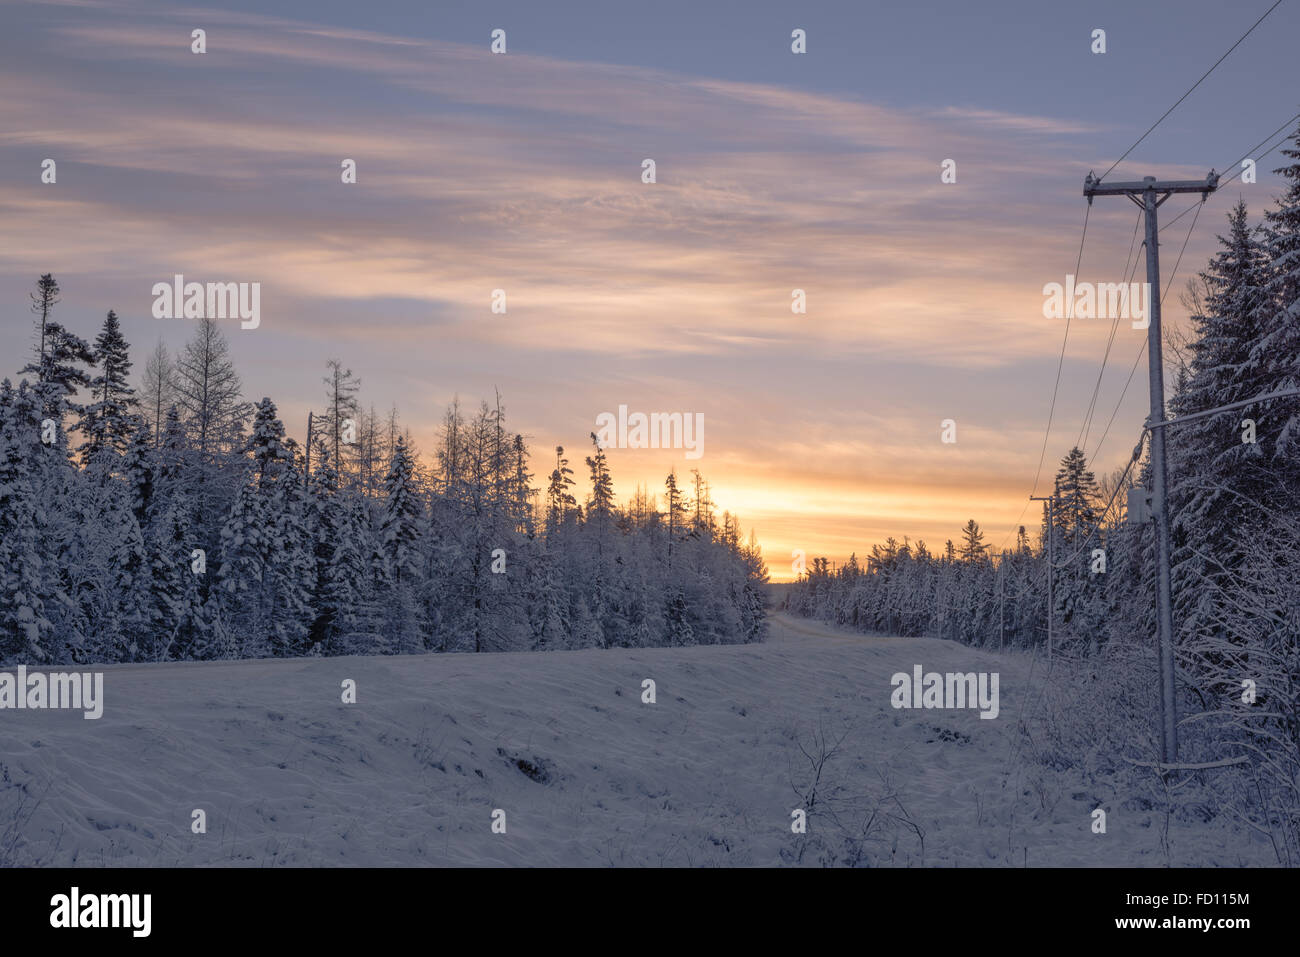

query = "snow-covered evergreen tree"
[77,309,138,465]
[1255,122,1300,466]
[215,398,313,657]
[379,435,425,652]
[0,380,60,661]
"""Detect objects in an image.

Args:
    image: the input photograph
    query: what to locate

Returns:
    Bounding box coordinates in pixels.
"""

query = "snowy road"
[0,615,1267,866]
[767,610,911,643]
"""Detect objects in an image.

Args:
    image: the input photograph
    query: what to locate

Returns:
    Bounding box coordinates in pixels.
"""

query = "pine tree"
[664,469,686,564]
[959,519,986,562]
[246,396,293,487]
[569,596,604,649]
[664,588,696,646]
[381,435,422,586]
[271,448,317,656]
[215,398,312,657]
[28,274,59,373]
[70,445,149,661]
[1055,447,1099,547]
[1169,201,1271,563]
[78,310,138,464]
[326,494,388,654]
[156,406,189,490]
[379,435,425,652]
[21,274,93,424]
[306,439,339,648]
[1255,121,1300,473]
[546,445,577,537]
[0,381,59,661]
[528,544,570,651]
[121,420,155,527]
[585,431,614,555]
[511,433,535,535]
[144,490,204,660]
[215,471,271,655]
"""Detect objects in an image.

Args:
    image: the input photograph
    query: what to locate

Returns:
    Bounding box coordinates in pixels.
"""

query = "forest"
[0,295,769,664]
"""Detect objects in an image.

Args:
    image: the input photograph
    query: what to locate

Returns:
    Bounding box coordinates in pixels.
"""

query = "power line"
[1087,239,1146,449]
[1097,0,1285,182]
[1091,338,1147,468]
[1048,184,1210,580]
[1057,385,1300,572]
[1082,110,1300,469]
[1160,195,1206,307]
[1159,114,1300,234]
[1087,200,1205,466]
[1031,203,1091,497]
[1083,110,1300,467]
[1000,105,1298,557]
[1077,211,1144,451]
[995,498,1033,556]
[1216,109,1300,187]
[998,203,1092,554]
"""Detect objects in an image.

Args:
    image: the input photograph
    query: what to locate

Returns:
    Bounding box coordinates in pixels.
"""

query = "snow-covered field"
[0,614,1272,866]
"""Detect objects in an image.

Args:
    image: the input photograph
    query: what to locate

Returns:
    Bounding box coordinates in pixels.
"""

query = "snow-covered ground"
[0,614,1272,866]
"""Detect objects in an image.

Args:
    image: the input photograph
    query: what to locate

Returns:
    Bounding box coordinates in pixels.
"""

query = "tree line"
[1,289,768,663]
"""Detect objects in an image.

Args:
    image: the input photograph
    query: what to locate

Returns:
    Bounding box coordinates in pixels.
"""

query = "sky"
[1,0,1297,580]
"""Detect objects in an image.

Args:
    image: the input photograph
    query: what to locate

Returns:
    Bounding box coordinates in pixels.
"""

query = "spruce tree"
[0,381,59,661]
[20,274,93,424]
[77,309,138,464]
[959,519,986,562]
[1255,122,1300,474]
[545,445,577,537]
[216,398,312,657]
[121,420,156,527]
[1055,447,1099,547]
[1169,201,1271,564]
[145,491,204,660]
[381,435,422,586]
[379,435,425,652]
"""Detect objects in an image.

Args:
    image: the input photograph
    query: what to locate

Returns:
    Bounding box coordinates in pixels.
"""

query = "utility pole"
[1083,169,1218,767]
[305,411,314,477]
[1029,484,1056,664]
[998,558,1004,652]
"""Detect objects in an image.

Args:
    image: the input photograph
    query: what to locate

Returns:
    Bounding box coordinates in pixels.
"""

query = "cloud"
[929,106,1106,136]
[0,0,1210,570]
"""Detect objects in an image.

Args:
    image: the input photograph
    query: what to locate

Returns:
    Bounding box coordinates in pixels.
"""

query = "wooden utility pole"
[1083,169,1218,767]
[1030,486,1057,664]
[305,410,314,477]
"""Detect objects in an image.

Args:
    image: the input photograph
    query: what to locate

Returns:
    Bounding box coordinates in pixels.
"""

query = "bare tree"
[140,338,177,445]
[173,317,250,458]
[321,359,361,484]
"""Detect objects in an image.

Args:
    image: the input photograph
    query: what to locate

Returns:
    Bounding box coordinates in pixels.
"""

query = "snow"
[1,613,1272,866]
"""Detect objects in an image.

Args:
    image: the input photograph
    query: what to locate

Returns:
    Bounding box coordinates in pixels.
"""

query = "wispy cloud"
[1,0,1224,577]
